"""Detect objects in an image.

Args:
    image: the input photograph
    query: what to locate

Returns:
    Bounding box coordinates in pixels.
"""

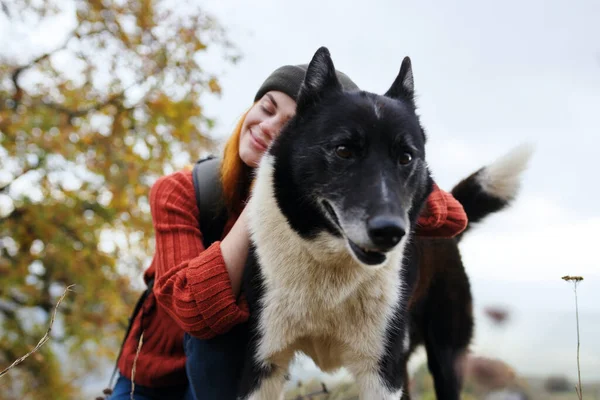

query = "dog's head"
[263,47,433,267]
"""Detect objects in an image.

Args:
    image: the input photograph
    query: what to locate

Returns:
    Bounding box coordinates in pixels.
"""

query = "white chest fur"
[247,156,408,372]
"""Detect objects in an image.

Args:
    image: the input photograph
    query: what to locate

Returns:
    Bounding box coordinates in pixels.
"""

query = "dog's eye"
[335,145,354,159]
[398,152,413,165]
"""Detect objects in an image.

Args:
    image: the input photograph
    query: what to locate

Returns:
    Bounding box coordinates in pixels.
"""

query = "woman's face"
[239,90,296,168]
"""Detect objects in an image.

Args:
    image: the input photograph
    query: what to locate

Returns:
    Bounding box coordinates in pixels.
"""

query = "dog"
[239,46,434,400]
[238,46,532,400]
[404,143,533,399]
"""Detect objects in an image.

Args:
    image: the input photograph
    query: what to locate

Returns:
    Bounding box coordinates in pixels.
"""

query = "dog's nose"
[367,215,406,249]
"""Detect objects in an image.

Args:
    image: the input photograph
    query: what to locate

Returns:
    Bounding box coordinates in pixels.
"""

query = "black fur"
[402,238,473,400]
[238,246,270,397]
[235,47,526,400]
[271,48,432,243]
[377,240,420,389]
[402,163,524,399]
[451,169,508,240]
[238,47,434,398]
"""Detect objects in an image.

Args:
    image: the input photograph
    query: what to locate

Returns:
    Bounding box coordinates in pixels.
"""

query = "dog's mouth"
[321,200,387,266]
[347,240,387,266]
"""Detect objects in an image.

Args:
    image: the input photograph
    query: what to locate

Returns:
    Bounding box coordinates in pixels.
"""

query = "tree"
[0,1,238,398]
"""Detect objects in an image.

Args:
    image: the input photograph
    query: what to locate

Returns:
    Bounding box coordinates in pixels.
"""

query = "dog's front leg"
[237,327,294,400]
[241,366,287,400]
[348,358,405,400]
[354,372,404,400]
[238,351,291,400]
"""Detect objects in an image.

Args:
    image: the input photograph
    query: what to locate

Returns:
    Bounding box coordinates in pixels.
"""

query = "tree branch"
[0,288,55,315]
[37,67,160,123]
[1,1,10,18]
[11,47,65,109]
[0,300,16,319]
[40,92,125,124]
[0,158,45,194]
[8,25,82,109]
[0,207,23,225]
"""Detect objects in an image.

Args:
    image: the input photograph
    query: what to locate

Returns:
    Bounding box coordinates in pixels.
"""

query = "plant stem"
[575,283,582,400]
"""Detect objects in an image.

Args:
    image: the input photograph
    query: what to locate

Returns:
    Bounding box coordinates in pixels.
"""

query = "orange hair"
[220,106,254,216]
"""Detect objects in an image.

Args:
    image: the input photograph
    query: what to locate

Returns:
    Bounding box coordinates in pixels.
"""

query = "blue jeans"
[110,323,249,400]
[109,374,193,400]
[184,322,250,400]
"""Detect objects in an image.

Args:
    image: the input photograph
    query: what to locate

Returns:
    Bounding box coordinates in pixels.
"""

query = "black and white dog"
[238,47,532,400]
[239,46,433,399]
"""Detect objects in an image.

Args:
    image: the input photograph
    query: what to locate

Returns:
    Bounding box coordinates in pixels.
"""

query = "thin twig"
[0,285,75,378]
[130,331,144,400]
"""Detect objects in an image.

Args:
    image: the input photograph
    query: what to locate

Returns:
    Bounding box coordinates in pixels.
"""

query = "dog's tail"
[451,143,534,241]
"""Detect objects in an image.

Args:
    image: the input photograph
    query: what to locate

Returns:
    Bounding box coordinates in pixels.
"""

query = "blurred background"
[0,0,598,399]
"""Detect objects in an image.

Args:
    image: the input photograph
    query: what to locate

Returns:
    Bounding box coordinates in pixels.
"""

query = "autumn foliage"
[0,1,238,398]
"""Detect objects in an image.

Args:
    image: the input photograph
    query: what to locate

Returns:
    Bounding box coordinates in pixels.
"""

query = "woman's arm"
[149,170,249,339]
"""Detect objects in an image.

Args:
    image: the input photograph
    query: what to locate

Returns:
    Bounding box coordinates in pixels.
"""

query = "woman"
[109,63,468,400]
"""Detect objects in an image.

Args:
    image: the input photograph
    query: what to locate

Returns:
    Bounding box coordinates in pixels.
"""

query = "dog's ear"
[384,56,415,104]
[296,47,342,114]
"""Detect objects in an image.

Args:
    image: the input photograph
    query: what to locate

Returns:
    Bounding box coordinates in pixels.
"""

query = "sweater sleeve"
[149,169,249,339]
[415,183,468,238]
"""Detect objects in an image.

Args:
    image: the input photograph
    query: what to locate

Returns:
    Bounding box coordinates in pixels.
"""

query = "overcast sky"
[1,0,599,385]
[195,0,600,379]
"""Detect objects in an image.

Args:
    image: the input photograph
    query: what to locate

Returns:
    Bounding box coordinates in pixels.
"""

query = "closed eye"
[263,94,278,115]
[261,105,275,115]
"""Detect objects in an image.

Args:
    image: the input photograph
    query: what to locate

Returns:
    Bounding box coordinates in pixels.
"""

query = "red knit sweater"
[116,169,467,387]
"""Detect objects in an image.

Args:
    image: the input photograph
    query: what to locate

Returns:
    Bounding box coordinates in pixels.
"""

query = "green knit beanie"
[254,64,358,102]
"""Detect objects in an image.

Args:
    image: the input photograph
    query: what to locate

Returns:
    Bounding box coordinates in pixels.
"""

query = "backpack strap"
[192,156,229,249]
[107,157,228,392]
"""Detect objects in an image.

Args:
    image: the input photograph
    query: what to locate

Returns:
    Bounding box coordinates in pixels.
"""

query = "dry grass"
[1,276,592,400]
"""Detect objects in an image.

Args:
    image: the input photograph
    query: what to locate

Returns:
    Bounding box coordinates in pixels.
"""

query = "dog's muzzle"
[321,201,405,266]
